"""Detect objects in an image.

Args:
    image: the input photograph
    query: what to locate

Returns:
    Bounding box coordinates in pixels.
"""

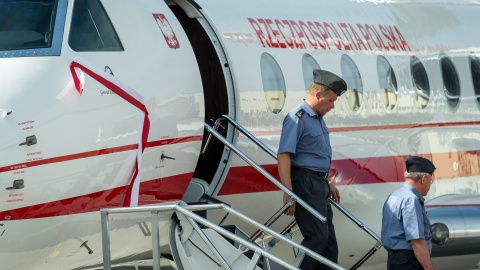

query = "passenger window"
[470,55,480,107]
[440,56,460,110]
[302,54,321,90]
[377,56,398,110]
[411,56,430,109]
[0,0,57,51]
[69,0,123,52]
[260,53,286,114]
[341,55,363,111]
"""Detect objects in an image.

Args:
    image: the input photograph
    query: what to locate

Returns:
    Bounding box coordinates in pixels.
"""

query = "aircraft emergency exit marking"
[17,120,34,126]
[26,151,43,162]
[7,193,23,203]
[17,120,35,130]
[247,18,411,52]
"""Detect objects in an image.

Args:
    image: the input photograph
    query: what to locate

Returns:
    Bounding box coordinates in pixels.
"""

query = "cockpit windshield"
[0,0,57,51]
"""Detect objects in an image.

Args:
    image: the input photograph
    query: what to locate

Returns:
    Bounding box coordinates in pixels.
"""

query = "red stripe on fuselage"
[0,136,202,173]
[0,173,192,220]
[0,136,201,221]
[217,156,401,195]
[3,119,480,218]
[217,151,480,195]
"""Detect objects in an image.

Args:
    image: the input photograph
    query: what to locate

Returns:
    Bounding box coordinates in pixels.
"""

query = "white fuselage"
[1,0,479,269]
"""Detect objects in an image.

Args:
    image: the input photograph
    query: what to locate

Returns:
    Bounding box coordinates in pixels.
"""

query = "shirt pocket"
[306,126,327,152]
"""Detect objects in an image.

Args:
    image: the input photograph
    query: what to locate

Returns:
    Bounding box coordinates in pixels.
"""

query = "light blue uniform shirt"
[278,100,331,172]
[381,183,432,253]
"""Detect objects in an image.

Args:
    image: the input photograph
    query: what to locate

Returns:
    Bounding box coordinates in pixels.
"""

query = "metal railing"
[203,123,326,223]
[205,115,383,270]
[100,202,346,270]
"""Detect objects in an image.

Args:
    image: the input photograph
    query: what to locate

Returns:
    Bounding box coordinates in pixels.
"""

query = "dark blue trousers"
[387,252,423,270]
[292,169,338,270]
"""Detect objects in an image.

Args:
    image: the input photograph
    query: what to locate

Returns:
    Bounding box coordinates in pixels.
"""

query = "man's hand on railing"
[329,183,340,203]
[283,193,296,216]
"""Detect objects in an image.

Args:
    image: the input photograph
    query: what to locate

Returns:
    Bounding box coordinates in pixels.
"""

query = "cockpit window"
[69,0,123,52]
[0,0,57,51]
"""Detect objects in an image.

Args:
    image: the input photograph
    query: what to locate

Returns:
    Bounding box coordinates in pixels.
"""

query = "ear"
[421,175,427,184]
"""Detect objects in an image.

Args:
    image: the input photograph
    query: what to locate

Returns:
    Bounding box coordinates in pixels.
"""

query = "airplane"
[1,0,479,269]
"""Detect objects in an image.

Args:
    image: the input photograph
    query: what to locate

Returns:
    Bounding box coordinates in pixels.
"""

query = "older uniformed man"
[277,69,347,270]
[381,156,436,270]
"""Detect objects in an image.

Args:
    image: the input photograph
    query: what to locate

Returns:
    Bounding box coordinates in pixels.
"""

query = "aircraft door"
[91,0,206,203]
[167,1,235,192]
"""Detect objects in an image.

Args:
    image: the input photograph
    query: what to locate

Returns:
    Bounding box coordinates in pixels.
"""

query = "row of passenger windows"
[260,52,480,114]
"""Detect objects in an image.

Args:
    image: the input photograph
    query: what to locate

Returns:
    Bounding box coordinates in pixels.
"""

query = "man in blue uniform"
[381,156,436,270]
[277,69,347,270]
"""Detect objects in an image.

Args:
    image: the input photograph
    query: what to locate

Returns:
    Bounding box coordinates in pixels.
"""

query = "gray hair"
[404,171,430,182]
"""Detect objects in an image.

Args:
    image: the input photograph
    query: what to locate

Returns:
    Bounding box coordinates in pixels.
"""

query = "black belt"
[388,249,414,256]
[291,165,328,179]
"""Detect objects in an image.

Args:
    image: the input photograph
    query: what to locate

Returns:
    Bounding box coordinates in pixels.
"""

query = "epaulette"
[295,109,306,119]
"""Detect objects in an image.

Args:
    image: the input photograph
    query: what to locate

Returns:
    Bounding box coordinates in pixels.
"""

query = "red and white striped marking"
[70,57,150,207]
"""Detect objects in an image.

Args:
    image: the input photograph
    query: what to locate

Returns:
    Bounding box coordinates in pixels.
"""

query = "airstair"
[100,115,382,270]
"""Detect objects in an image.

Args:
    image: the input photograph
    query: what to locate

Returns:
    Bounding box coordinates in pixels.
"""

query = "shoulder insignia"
[295,109,306,119]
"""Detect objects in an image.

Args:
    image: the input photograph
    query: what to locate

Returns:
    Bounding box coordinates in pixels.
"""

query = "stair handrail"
[210,115,383,270]
[215,115,381,241]
[204,123,326,224]
[100,202,346,270]
[179,203,345,270]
